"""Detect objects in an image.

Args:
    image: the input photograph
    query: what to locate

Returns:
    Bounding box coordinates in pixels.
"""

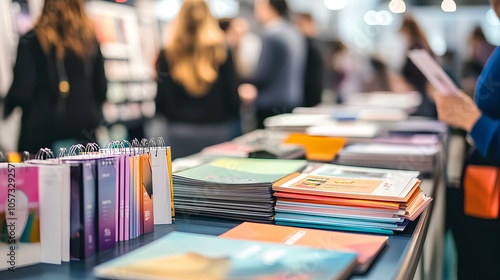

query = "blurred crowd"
[3,1,500,278]
[2,0,497,158]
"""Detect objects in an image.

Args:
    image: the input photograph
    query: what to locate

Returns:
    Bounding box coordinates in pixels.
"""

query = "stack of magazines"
[272,164,432,234]
[173,157,307,222]
[336,143,439,174]
[201,129,305,159]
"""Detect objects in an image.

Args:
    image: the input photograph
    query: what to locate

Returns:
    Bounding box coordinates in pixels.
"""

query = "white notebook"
[408,49,458,95]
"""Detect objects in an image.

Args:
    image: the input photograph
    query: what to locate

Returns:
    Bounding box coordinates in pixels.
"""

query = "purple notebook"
[66,160,96,260]
[96,157,117,251]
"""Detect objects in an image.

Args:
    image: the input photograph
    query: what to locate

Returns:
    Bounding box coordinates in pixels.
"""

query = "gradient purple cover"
[96,158,117,251]
[66,161,96,260]
[82,161,96,259]
[118,156,125,242]
[124,155,130,241]
[69,164,82,260]
[115,156,120,242]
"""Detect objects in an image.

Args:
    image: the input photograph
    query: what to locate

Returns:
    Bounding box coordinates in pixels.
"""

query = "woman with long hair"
[399,15,437,118]
[4,0,107,154]
[155,0,240,159]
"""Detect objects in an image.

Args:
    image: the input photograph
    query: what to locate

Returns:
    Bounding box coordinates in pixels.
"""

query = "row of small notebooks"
[0,141,174,271]
[94,222,389,279]
[172,157,432,234]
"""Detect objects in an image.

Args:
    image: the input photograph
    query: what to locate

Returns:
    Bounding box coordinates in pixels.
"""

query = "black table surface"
[0,205,431,280]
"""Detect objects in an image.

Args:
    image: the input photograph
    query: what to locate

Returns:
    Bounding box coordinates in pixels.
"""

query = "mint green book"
[174,157,307,185]
[94,231,358,280]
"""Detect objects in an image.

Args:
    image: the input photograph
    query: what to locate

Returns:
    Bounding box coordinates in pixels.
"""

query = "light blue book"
[275,221,394,235]
[275,213,407,232]
[94,231,358,280]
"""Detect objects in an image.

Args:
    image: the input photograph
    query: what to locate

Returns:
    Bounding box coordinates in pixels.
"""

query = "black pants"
[447,187,500,279]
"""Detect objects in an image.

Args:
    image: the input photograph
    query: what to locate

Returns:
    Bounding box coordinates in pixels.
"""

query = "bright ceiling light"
[441,0,456,13]
[389,0,406,14]
[376,10,393,26]
[364,10,393,26]
[323,0,347,11]
[364,10,378,26]
[155,0,182,21]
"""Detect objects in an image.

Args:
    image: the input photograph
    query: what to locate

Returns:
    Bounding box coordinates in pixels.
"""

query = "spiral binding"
[35,148,55,160]
[25,138,167,162]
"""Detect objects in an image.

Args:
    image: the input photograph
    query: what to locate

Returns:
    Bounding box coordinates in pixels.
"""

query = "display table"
[0,175,441,280]
[0,118,447,279]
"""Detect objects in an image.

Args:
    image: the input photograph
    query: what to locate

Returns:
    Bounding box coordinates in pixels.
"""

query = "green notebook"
[174,157,307,185]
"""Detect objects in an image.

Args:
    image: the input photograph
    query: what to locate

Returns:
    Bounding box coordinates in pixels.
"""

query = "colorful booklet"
[220,222,387,273]
[94,231,358,280]
[0,165,41,270]
[273,173,420,203]
[305,163,420,180]
[174,157,307,185]
[95,157,117,251]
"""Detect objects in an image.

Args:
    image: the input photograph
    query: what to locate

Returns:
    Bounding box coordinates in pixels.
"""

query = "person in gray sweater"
[243,0,306,128]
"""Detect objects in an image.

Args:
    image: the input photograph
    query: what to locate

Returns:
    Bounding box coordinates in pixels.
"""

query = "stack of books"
[173,157,307,222]
[306,121,380,139]
[272,164,432,234]
[94,231,358,280]
[201,129,305,159]
[336,143,439,174]
[263,113,331,132]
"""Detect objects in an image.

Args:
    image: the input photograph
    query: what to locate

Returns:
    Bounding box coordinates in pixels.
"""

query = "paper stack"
[272,164,432,234]
[336,143,439,174]
[306,121,380,138]
[263,113,331,132]
[201,129,305,159]
[173,157,307,222]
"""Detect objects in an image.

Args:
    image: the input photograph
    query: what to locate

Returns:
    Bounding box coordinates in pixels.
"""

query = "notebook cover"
[220,222,388,273]
[94,231,358,280]
[96,157,117,251]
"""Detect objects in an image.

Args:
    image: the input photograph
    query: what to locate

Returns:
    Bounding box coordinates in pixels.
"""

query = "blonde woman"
[4,0,107,154]
[155,0,240,159]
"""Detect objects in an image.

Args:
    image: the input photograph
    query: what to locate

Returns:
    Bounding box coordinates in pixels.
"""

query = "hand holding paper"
[408,49,458,95]
[434,89,481,132]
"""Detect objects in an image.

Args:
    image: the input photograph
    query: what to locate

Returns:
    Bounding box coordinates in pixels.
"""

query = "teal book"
[94,231,358,280]
[174,157,307,185]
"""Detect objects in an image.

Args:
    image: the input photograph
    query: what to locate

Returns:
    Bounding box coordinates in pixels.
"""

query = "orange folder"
[284,133,346,162]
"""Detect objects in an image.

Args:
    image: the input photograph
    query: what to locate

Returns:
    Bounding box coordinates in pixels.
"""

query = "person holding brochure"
[433,1,500,278]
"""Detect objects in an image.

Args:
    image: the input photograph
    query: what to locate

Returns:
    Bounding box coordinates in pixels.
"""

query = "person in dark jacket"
[294,13,324,107]
[4,0,107,154]
[155,0,240,159]
[399,15,437,118]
